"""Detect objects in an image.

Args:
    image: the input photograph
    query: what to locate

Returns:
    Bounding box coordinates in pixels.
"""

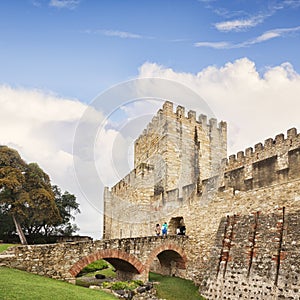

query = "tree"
[0,208,15,236]
[0,146,29,244]
[22,163,62,236]
[51,185,80,235]
[0,146,80,243]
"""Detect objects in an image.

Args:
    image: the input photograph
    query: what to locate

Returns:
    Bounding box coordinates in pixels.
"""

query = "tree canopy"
[52,185,80,235]
[0,146,80,244]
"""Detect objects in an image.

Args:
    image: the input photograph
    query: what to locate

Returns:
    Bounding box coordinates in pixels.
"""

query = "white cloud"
[208,1,300,32]
[95,29,142,39]
[195,26,300,49]
[215,16,263,32]
[138,58,300,155]
[253,31,281,42]
[249,26,300,44]
[0,85,105,239]
[82,29,155,40]
[283,0,300,8]
[194,41,231,49]
[31,0,42,7]
[49,0,80,9]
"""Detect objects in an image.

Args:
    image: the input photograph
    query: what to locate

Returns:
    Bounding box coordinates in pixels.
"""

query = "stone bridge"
[0,235,189,283]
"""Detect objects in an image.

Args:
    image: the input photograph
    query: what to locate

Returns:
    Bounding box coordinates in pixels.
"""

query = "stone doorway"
[169,217,185,235]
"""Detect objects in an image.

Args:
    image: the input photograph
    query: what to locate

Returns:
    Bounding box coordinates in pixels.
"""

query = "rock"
[124,290,135,299]
[113,290,135,299]
[137,286,146,293]
[89,285,101,290]
[132,289,161,300]
[95,273,106,279]
[115,289,125,296]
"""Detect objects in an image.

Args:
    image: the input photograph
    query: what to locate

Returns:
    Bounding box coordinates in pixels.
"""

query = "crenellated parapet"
[224,128,300,191]
[160,101,227,133]
[134,101,226,155]
[111,162,154,194]
[226,128,299,171]
[134,101,227,190]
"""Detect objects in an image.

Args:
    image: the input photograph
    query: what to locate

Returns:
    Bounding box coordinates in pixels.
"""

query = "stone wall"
[103,163,155,239]
[174,177,300,299]
[103,101,227,239]
[201,209,300,299]
[0,236,188,283]
[224,127,300,191]
[102,101,300,299]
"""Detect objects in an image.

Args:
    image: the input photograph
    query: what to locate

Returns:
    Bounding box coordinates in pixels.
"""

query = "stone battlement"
[135,101,226,147]
[103,100,300,299]
[133,101,227,187]
[225,128,300,171]
[111,163,154,193]
[223,127,300,192]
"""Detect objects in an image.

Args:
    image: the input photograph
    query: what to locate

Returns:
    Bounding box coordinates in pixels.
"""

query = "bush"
[132,280,143,286]
[111,280,142,291]
[111,281,128,290]
[102,282,112,289]
[78,259,108,275]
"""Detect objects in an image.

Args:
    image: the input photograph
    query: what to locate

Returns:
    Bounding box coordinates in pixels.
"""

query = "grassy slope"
[78,260,116,278]
[149,272,205,300]
[0,244,17,253]
[82,266,116,278]
[0,247,204,300]
[0,267,117,300]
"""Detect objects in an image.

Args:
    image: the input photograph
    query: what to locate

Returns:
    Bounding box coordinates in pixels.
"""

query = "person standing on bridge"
[155,224,161,236]
[162,222,168,237]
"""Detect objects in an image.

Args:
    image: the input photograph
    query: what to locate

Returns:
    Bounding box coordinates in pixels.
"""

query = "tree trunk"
[12,214,28,245]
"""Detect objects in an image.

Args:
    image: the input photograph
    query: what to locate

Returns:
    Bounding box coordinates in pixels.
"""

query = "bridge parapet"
[0,235,189,283]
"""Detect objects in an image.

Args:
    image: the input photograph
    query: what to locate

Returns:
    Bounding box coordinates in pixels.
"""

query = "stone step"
[0,254,15,259]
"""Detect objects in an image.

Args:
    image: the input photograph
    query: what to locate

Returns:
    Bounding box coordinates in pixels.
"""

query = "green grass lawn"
[76,263,116,288]
[82,266,116,278]
[78,259,116,278]
[149,272,205,300]
[0,244,17,253]
[0,252,205,300]
[0,267,117,300]
[76,259,116,288]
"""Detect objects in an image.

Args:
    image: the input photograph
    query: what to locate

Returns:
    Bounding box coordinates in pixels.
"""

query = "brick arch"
[69,249,145,277]
[145,242,187,272]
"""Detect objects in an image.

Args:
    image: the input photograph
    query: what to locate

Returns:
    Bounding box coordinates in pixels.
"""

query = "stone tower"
[103,101,227,239]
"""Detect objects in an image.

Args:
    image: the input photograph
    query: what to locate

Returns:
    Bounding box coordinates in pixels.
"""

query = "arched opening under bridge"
[148,243,187,278]
[69,249,146,282]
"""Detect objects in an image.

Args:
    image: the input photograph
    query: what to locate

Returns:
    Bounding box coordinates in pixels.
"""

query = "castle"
[103,101,300,299]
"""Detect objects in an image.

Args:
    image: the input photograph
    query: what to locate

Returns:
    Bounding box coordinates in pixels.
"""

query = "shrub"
[132,280,143,286]
[110,280,143,291]
[78,259,108,275]
[102,282,112,289]
[111,281,129,290]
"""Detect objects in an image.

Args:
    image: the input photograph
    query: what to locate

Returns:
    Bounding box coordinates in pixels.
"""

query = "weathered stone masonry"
[0,236,188,283]
[103,101,300,299]
[103,101,227,239]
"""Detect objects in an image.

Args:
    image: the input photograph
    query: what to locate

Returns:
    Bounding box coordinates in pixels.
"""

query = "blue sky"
[1,0,300,238]
[1,0,300,101]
